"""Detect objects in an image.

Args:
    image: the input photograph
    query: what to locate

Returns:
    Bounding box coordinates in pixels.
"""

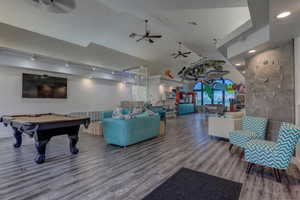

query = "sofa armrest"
[102,119,129,146]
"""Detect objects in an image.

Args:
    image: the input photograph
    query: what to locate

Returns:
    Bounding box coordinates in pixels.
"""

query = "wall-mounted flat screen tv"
[22,73,67,99]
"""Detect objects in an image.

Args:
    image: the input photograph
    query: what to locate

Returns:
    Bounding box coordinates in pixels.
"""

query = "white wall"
[294,37,300,169]
[148,76,184,105]
[0,66,134,138]
[0,22,151,139]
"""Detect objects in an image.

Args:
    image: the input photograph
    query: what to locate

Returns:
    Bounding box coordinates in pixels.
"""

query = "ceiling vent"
[28,0,76,14]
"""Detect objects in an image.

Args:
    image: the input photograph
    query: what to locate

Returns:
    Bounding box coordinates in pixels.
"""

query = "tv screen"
[22,73,67,99]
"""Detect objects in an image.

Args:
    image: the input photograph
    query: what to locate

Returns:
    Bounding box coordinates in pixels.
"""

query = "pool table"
[0,113,90,164]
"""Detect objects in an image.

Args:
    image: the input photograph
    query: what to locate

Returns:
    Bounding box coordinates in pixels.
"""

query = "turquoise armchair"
[245,122,300,182]
[229,116,268,151]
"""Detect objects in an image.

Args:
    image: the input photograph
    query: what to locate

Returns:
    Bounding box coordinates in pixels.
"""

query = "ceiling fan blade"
[182,54,188,58]
[148,39,154,43]
[171,53,178,56]
[129,33,136,38]
[130,33,145,38]
[183,52,192,55]
[174,54,180,59]
[136,36,145,42]
[53,0,76,9]
[147,35,162,38]
[178,67,186,75]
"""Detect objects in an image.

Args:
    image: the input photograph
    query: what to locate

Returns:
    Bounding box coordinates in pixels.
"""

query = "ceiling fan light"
[276,11,291,19]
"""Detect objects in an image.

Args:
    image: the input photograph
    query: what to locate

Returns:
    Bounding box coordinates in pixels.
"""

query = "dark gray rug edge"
[143,167,243,200]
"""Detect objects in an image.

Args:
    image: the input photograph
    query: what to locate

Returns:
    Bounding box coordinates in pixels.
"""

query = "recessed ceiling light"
[65,62,70,67]
[248,49,256,54]
[276,11,291,19]
[92,67,96,71]
[31,55,36,61]
[235,63,241,66]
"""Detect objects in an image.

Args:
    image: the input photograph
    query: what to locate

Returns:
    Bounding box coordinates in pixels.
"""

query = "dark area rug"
[143,168,242,200]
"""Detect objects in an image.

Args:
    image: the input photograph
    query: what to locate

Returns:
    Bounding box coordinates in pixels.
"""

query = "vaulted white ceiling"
[0,0,250,76]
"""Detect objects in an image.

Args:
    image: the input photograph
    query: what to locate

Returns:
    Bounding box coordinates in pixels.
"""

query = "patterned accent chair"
[229,116,268,151]
[245,122,300,182]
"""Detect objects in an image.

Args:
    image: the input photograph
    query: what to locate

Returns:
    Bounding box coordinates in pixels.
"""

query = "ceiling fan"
[172,42,192,59]
[27,0,76,13]
[129,20,162,43]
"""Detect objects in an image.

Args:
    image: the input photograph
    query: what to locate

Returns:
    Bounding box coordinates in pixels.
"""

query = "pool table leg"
[13,128,23,148]
[35,138,50,164]
[68,126,80,155]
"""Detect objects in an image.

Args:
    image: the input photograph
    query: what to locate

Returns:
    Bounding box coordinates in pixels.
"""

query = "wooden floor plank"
[0,114,299,200]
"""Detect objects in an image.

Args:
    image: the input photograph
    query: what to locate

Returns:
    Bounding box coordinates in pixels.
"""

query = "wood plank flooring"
[0,114,300,200]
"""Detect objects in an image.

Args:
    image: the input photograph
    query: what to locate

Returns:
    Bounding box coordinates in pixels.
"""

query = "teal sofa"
[102,111,160,147]
[178,104,195,115]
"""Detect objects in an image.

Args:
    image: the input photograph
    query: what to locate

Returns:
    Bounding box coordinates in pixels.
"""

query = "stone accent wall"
[244,41,295,141]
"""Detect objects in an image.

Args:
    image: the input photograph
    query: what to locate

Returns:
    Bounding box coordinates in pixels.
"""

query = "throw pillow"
[112,107,124,119]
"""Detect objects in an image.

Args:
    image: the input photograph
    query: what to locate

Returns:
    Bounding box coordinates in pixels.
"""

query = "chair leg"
[229,144,233,152]
[260,166,265,177]
[240,149,244,158]
[246,163,254,174]
[276,169,282,183]
[273,168,282,183]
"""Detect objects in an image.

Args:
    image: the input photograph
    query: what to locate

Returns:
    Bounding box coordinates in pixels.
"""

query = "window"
[224,79,235,106]
[213,90,223,104]
[203,91,212,105]
[193,79,235,106]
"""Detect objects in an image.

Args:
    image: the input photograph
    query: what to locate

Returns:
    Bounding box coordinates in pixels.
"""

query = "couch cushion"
[245,139,276,168]
[122,108,132,115]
